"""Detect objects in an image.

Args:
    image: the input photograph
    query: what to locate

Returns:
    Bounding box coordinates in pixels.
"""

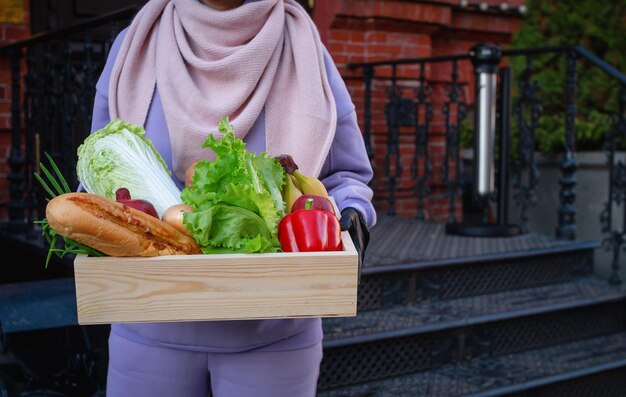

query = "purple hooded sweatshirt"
[90,23,376,353]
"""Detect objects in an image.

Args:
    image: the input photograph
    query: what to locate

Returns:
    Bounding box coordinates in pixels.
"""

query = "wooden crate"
[73,224,358,325]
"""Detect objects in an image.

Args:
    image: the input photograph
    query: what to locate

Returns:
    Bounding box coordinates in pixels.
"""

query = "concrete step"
[0,277,77,334]
[365,216,600,274]
[358,217,599,311]
[317,331,626,396]
[318,277,626,390]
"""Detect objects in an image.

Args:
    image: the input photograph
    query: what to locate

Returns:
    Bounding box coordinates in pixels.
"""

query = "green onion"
[33,152,106,268]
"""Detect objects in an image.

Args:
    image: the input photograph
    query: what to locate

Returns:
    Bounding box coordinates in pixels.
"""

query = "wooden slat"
[74,240,357,324]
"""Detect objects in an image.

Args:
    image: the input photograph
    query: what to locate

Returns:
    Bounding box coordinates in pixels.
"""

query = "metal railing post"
[8,49,26,233]
[556,49,578,240]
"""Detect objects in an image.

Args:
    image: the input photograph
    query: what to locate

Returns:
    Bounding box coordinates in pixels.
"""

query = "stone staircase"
[2,216,626,396]
[316,215,626,396]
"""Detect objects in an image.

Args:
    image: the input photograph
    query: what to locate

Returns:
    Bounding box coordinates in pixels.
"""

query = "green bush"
[461,1,626,154]
[509,0,626,153]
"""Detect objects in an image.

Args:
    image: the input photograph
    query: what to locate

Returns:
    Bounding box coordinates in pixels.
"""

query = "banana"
[275,153,329,203]
[292,170,329,198]
[289,174,302,191]
[282,173,303,213]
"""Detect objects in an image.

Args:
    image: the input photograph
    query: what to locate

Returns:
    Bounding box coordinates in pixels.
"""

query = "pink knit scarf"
[109,0,336,180]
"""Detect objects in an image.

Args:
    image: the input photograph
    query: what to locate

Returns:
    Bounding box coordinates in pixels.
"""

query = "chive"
[33,153,106,268]
[39,163,65,196]
[45,152,71,194]
[33,172,57,199]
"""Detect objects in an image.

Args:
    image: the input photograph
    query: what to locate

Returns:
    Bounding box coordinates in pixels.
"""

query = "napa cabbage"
[76,119,181,217]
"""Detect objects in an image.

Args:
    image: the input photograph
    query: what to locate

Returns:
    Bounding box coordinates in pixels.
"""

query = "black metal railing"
[0,6,137,238]
[348,44,626,284]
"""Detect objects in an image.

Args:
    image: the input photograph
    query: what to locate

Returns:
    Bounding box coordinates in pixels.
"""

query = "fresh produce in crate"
[275,155,342,252]
[36,117,348,262]
[275,154,329,198]
[161,203,194,237]
[281,172,302,213]
[291,194,335,215]
[115,187,159,218]
[76,119,182,218]
[278,197,342,252]
[180,118,286,254]
[45,192,200,257]
[275,153,333,216]
[33,153,106,267]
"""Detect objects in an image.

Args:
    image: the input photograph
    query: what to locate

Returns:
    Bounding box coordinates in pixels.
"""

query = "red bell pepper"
[278,198,343,252]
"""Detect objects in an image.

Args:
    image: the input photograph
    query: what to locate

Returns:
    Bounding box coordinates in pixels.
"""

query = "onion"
[115,187,159,218]
[185,160,202,187]
[161,204,194,237]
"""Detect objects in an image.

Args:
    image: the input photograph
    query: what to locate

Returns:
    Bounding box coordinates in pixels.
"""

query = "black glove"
[340,207,370,284]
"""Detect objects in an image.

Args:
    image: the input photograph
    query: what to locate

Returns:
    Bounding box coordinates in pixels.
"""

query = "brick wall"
[0,1,30,221]
[313,0,524,221]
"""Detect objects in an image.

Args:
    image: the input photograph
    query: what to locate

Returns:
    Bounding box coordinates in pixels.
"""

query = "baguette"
[46,192,201,257]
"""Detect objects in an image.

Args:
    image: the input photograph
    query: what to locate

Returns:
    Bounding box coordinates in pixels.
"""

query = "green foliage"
[34,153,104,268]
[180,118,285,254]
[460,117,473,150]
[508,0,626,153]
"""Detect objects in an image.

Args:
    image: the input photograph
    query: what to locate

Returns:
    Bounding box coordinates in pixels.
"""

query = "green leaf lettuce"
[181,118,286,254]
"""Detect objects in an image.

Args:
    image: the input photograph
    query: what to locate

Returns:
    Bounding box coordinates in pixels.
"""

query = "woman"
[91,0,375,396]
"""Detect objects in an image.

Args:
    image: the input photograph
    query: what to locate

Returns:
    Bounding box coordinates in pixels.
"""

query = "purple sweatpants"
[106,330,323,397]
